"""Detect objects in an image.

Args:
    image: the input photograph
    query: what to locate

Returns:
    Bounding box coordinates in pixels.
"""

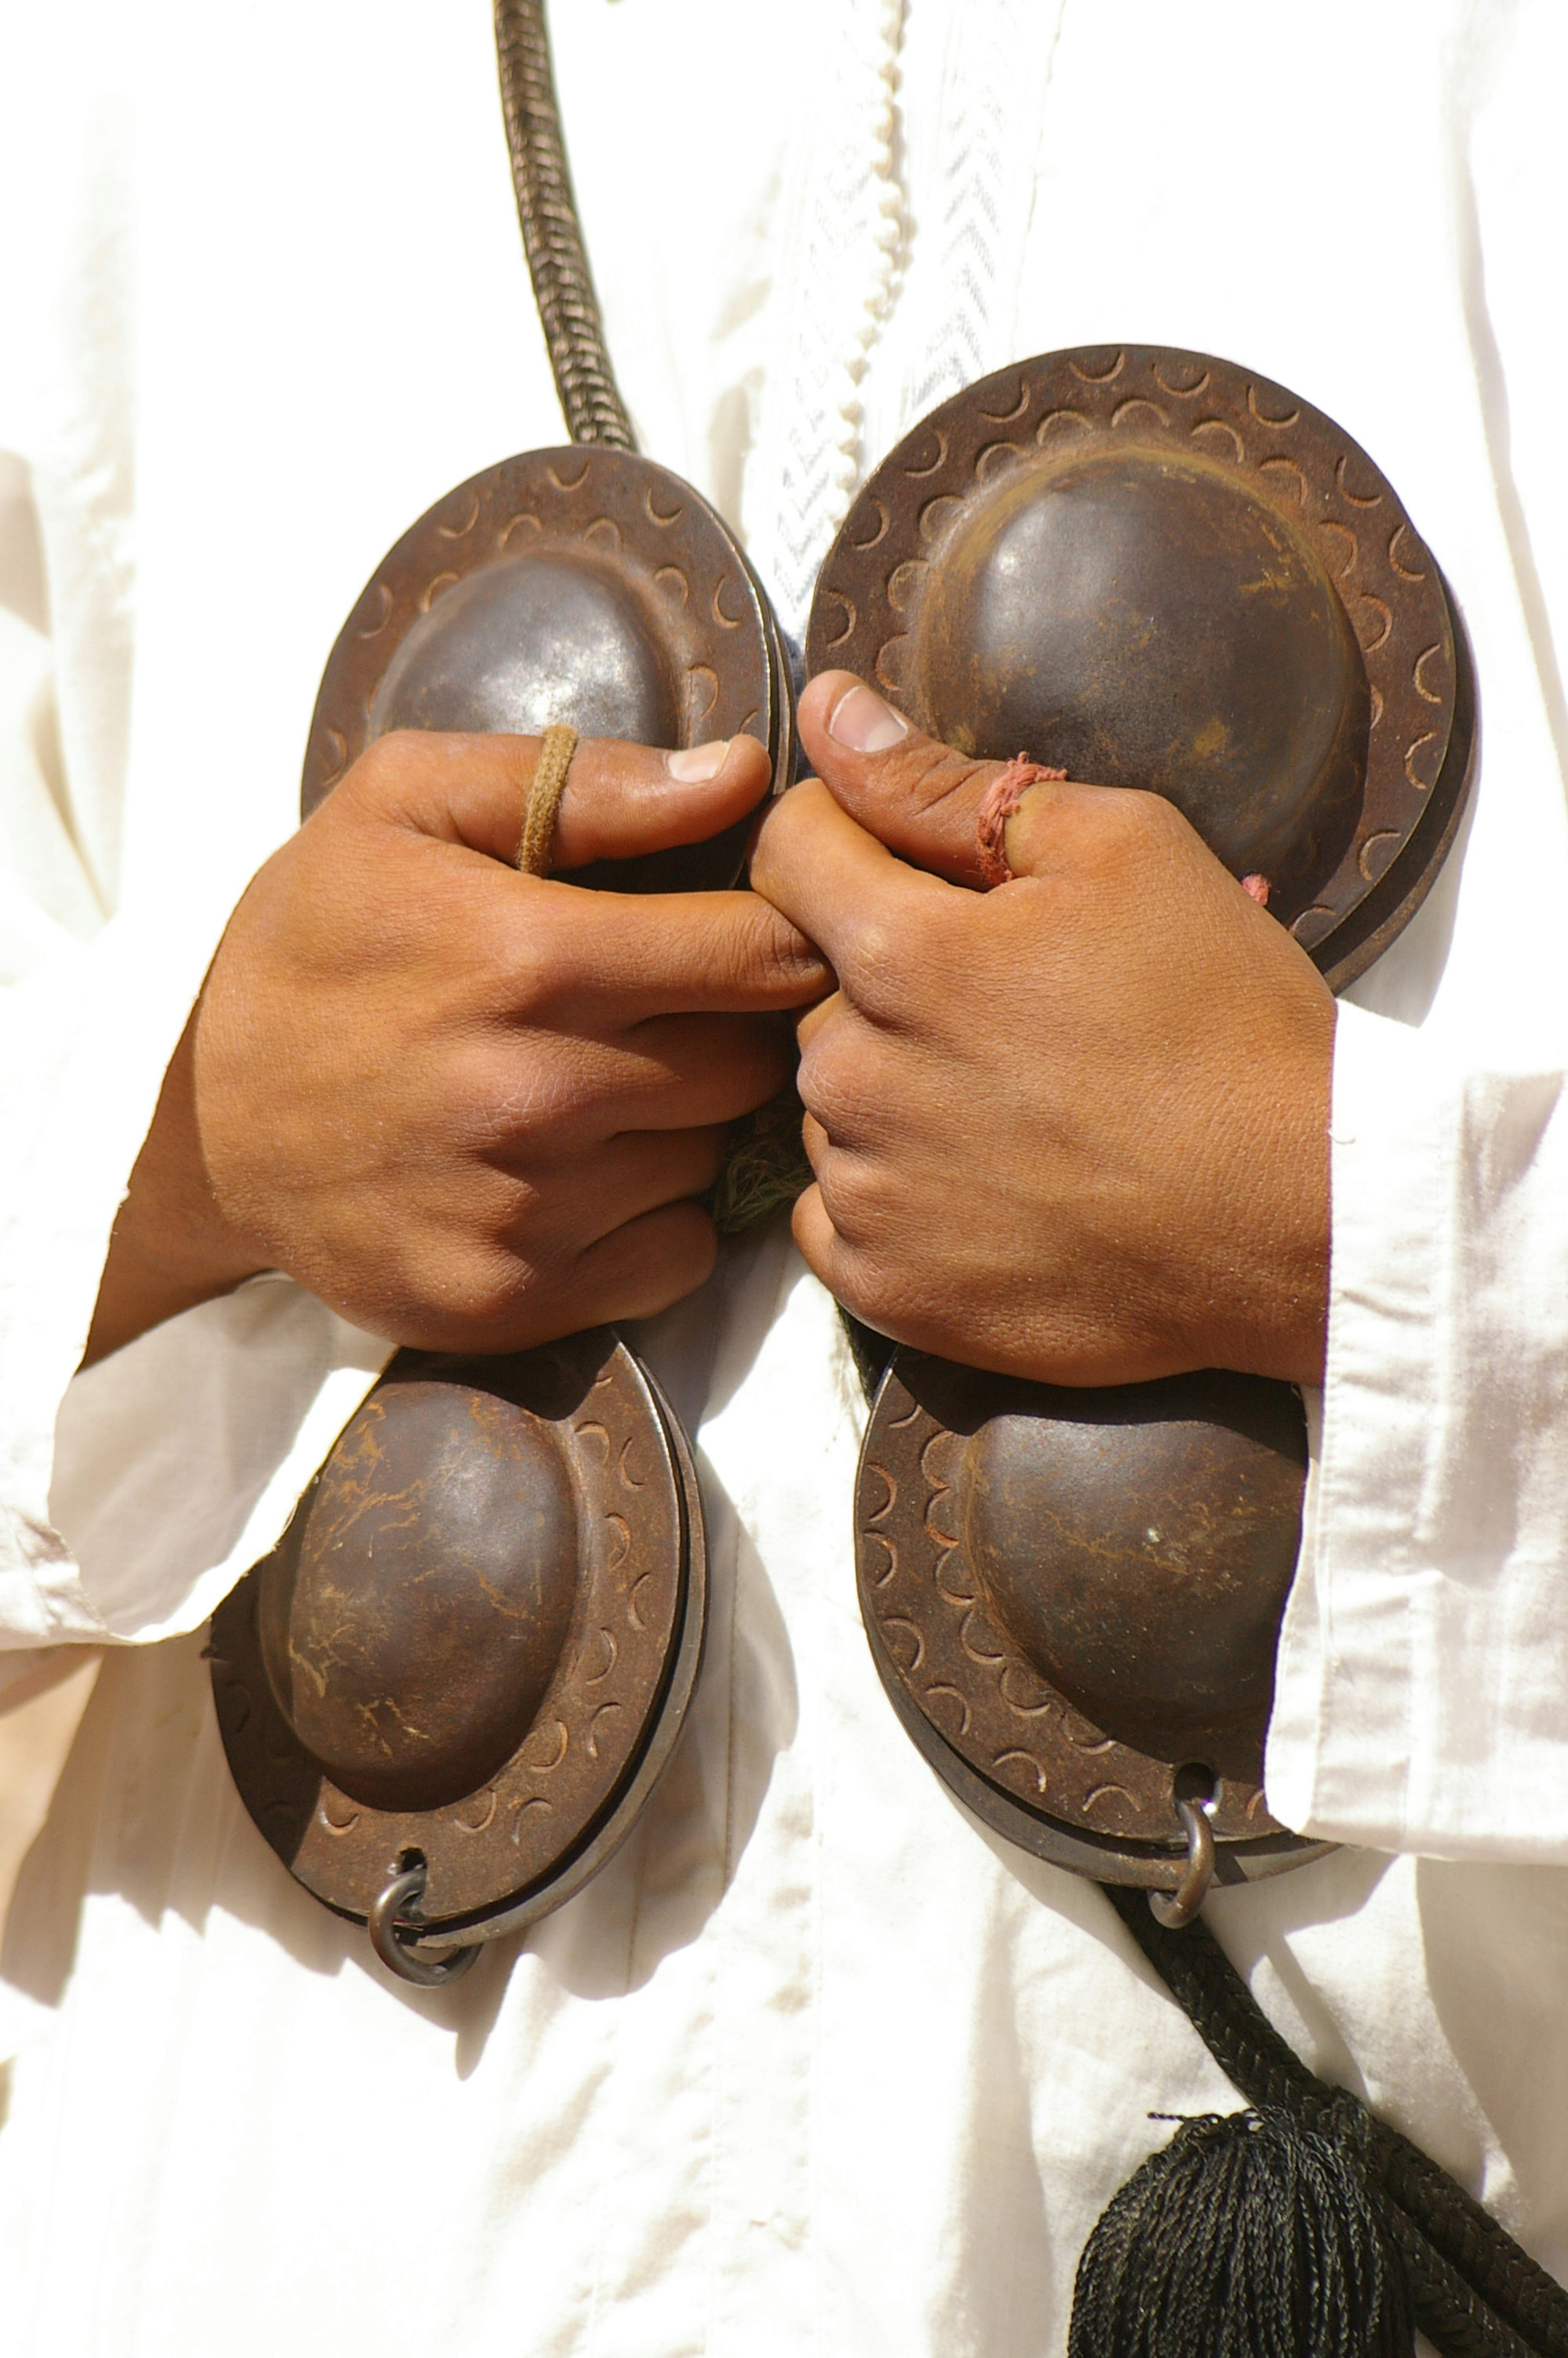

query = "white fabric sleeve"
[1266,997,1568,1861]
[0,472,387,1651]
[0,884,390,1650]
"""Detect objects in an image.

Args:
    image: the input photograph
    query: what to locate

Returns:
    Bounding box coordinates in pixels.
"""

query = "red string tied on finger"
[976,754,1068,886]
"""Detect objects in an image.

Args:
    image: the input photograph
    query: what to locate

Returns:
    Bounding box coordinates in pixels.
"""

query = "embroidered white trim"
[746,0,907,640]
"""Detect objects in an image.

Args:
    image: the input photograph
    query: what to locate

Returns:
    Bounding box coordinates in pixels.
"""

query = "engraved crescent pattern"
[586,1702,623,1763]
[1258,455,1310,508]
[1388,523,1426,580]
[419,572,459,613]
[918,495,965,546]
[653,564,690,606]
[355,582,393,637]
[903,428,949,478]
[823,592,856,649]
[1359,829,1402,882]
[437,488,481,538]
[959,1608,1006,1665]
[1357,595,1393,653]
[1247,384,1300,428]
[977,379,1031,423]
[975,440,1025,483]
[862,1462,896,1523]
[1112,396,1169,433]
[523,1719,570,1773]
[863,1529,898,1588]
[922,1682,972,1737]
[584,1627,618,1686]
[886,560,927,615]
[1404,734,1441,792]
[848,497,890,549]
[874,635,909,693]
[1190,417,1245,463]
[1336,453,1383,505]
[883,1616,924,1673]
[1153,358,1209,396]
[998,1662,1054,1717]
[618,1438,646,1491]
[499,509,542,546]
[1315,520,1359,579]
[319,728,347,790]
[1414,645,1446,704]
[1036,408,1092,443]
[454,1789,499,1835]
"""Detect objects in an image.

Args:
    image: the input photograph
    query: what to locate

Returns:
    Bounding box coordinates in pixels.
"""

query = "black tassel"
[1069,2100,1414,2358]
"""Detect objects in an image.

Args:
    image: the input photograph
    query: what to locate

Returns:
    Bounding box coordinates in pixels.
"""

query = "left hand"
[748,672,1334,1387]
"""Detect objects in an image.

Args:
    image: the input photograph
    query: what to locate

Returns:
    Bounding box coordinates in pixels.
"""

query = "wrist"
[83,1009,266,1366]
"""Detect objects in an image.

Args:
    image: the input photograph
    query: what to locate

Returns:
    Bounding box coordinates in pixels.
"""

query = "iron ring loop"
[1147,1795,1217,1932]
[368,1864,481,1987]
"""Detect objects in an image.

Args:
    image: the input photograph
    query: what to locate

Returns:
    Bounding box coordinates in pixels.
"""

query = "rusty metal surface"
[301,445,790,891]
[855,1349,1334,1890]
[808,345,1474,991]
[211,1329,704,1937]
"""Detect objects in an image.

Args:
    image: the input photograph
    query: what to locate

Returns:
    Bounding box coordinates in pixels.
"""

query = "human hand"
[748,674,1333,1387]
[87,730,826,1363]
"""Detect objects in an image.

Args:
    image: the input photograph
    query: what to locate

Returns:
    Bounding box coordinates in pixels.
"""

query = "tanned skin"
[748,672,1332,1389]
[88,687,1331,1387]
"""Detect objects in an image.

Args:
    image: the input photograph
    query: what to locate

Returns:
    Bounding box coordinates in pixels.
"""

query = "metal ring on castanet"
[807,344,1475,991]
[210,1330,707,1961]
[300,445,792,888]
[817,347,1477,1889]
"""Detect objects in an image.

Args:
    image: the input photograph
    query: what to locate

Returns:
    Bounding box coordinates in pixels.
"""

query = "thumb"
[797,671,1073,888]
[340,728,772,871]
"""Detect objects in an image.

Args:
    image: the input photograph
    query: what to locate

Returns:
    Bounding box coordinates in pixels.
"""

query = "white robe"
[2,2,1568,2348]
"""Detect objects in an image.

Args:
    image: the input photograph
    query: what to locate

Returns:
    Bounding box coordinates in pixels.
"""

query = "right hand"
[85,729,828,1363]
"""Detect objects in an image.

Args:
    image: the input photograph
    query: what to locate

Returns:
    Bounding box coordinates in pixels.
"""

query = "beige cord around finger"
[516,723,579,874]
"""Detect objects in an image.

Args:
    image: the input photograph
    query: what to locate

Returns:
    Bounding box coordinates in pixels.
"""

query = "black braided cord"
[493,0,635,449]
[1105,1886,1568,2358]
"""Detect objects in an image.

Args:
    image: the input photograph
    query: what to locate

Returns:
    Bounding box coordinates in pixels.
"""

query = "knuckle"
[835,915,910,1011]
[343,730,418,806]
[738,902,824,997]
[797,1025,875,1140]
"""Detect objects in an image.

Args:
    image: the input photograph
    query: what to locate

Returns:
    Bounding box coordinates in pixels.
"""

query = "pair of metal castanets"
[207,12,1473,1984]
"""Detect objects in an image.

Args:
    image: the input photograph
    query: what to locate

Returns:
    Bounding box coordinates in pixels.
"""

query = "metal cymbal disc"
[209,1329,708,1945]
[808,344,1475,991]
[302,445,790,890]
[855,1350,1333,1892]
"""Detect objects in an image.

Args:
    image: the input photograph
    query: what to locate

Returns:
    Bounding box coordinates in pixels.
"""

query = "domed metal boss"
[211,1330,706,1962]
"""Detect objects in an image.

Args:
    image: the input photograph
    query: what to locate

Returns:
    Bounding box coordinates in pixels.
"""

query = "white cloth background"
[1,1,1567,2349]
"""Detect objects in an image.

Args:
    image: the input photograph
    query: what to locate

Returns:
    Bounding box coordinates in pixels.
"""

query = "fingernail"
[827,685,909,753]
[666,738,731,782]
